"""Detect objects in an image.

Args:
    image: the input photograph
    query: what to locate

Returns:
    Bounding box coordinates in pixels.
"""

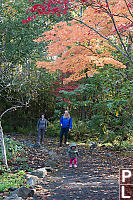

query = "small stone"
[105,153,112,157]
[48,150,54,156]
[48,150,57,160]
[45,160,58,168]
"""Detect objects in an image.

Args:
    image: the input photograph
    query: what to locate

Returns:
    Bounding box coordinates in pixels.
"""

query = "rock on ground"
[11,186,34,199]
[31,168,47,178]
[26,175,39,186]
[45,159,58,168]
[3,194,22,200]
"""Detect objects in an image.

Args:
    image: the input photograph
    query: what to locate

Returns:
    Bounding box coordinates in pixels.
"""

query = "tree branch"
[0,105,24,120]
[69,16,133,64]
[124,0,133,18]
[106,0,133,65]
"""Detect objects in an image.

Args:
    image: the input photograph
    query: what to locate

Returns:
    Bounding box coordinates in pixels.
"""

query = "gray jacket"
[37,118,47,130]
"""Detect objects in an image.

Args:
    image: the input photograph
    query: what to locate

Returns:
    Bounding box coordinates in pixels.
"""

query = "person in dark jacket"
[37,114,47,145]
[59,110,72,147]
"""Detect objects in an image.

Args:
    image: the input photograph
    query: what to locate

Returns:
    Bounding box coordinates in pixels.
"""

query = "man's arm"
[45,119,47,130]
[60,116,63,126]
[69,117,72,130]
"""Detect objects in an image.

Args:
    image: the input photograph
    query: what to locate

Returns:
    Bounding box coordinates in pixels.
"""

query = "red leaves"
[22,15,36,23]
[48,73,81,103]
[22,20,28,24]
[27,17,33,21]
[22,0,70,23]
[127,3,132,8]
[112,22,133,33]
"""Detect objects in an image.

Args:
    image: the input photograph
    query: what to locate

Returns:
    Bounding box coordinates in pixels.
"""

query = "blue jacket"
[60,116,72,129]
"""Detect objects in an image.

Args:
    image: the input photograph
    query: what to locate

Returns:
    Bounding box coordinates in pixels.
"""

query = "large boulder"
[26,175,39,186]
[11,186,34,199]
[3,194,22,200]
[31,168,47,178]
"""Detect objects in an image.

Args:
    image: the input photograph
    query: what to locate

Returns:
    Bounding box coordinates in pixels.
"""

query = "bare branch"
[0,105,24,120]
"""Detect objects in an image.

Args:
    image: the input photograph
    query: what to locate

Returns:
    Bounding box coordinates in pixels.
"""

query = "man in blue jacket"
[59,110,72,147]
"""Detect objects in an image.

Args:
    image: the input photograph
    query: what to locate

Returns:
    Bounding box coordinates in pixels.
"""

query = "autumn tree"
[24,0,133,65]
[36,21,126,83]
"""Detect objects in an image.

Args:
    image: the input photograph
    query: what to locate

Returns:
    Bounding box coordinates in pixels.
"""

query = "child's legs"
[74,158,77,165]
[69,159,73,164]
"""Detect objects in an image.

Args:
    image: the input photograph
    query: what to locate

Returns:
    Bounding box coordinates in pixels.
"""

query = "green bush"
[46,120,60,138]
[68,120,95,141]
[46,120,98,142]
[0,171,25,192]
[2,125,14,133]
[121,140,133,150]
[0,137,23,161]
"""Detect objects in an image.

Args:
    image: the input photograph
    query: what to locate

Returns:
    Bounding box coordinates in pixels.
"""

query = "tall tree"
[24,0,133,65]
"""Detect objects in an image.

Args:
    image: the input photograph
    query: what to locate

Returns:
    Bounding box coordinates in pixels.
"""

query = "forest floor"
[1,135,133,200]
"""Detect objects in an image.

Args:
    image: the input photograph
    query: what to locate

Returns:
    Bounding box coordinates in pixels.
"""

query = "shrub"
[69,120,95,141]
[0,137,23,161]
[46,120,60,138]
[0,171,25,192]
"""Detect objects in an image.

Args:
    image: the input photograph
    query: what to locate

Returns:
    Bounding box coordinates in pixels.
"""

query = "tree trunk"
[81,105,86,121]
[0,121,8,168]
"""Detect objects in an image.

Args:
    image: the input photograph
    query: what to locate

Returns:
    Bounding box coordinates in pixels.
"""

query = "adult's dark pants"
[60,127,69,146]
[38,128,45,144]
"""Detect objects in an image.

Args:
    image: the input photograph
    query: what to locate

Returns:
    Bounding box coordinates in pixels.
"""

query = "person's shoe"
[69,164,72,168]
[74,164,77,168]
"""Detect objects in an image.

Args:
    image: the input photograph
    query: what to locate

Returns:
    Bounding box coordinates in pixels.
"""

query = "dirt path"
[41,151,119,200]
[36,141,127,200]
[5,135,133,200]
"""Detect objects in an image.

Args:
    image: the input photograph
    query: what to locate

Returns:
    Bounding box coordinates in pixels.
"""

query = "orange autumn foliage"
[35,0,131,82]
[37,44,126,84]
